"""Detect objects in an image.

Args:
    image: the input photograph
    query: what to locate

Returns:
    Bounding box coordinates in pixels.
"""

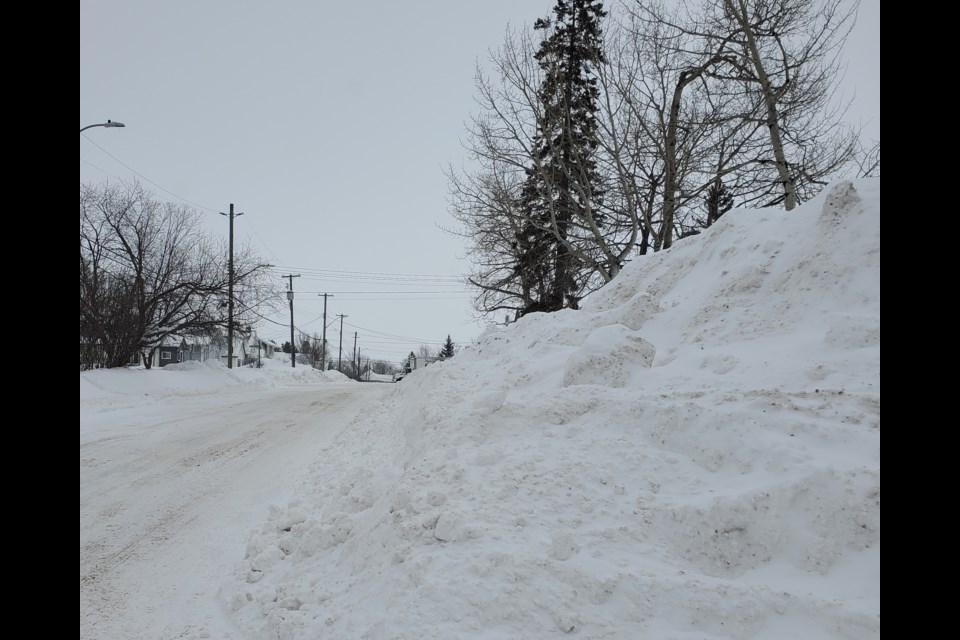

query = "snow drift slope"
[224,179,880,639]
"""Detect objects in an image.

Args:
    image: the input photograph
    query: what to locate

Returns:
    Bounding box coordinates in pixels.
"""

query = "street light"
[80,120,125,133]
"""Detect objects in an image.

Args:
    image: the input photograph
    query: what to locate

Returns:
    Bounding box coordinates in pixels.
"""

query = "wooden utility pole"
[320,293,333,371]
[337,314,348,372]
[282,274,301,367]
[353,331,358,380]
[219,204,243,368]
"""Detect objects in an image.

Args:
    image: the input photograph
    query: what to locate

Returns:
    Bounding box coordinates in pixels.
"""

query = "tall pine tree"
[440,335,456,359]
[517,0,606,316]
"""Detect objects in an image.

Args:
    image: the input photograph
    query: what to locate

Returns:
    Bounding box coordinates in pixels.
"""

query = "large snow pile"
[224,179,880,639]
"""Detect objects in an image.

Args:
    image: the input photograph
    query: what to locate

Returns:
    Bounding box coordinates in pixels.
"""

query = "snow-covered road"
[79,380,391,640]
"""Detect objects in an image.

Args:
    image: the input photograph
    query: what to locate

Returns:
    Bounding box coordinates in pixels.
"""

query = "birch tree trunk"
[725,0,797,210]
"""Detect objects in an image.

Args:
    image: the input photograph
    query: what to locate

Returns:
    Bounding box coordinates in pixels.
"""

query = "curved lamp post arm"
[80,120,125,133]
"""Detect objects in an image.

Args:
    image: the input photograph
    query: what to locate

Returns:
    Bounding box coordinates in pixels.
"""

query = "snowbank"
[224,179,881,639]
[80,356,354,432]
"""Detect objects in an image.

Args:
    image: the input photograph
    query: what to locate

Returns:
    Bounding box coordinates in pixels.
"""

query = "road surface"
[80,380,391,640]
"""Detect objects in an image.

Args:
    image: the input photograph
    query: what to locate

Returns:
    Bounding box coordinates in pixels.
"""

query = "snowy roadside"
[80,358,354,435]
[80,361,387,640]
[221,180,880,639]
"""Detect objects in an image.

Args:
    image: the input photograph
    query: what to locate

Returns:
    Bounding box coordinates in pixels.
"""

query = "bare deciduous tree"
[853,140,880,178]
[369,359,397,375]
[704,0,860,209]
[297,333,325,368]
[447,0,872,322]
[80,182,276,368]
[446,160,531,318]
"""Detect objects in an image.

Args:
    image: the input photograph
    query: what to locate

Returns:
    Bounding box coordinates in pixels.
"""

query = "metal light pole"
[80,120,125,133]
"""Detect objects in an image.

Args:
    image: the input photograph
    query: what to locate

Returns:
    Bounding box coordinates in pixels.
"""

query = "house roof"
[249,335,279,348]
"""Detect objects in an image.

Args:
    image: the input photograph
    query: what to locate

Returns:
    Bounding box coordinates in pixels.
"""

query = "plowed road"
[80,381,391,639]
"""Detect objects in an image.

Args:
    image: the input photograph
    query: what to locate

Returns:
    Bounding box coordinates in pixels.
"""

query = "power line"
[319,297,467,301]
[291,290,467,294]
[298,310,328,328]
[266,267,463,284]
[80,157,125,181]
[236,305,286,327]
[272,294,468,301]
[255,315,288,328]
[341,321,450,345]
[81,143,281,265]
[270,266,462,279]
[80,134,218,212]
[241,217,280,265]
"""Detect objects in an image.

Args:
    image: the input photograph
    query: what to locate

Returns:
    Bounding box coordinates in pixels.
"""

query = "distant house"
[129,329,277,369]
[411,355,443,370]
[246,334,278,366]
[396,354,444,379]
[220,336,248,368]
[147,332,233,368]
[156,336,184,368]
[153,330,273,368]
[180,335,214,363]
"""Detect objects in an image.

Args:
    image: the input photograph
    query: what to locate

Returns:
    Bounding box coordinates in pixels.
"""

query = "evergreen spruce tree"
[705,181,734,226]
[441,335,456,359]
[517,0,607,316]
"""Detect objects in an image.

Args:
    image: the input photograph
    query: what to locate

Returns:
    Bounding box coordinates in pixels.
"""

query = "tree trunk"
[659,71,689,251]
[727,0,797,210]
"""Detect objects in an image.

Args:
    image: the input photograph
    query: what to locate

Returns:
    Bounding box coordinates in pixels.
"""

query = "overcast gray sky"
[80,0,879,365]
